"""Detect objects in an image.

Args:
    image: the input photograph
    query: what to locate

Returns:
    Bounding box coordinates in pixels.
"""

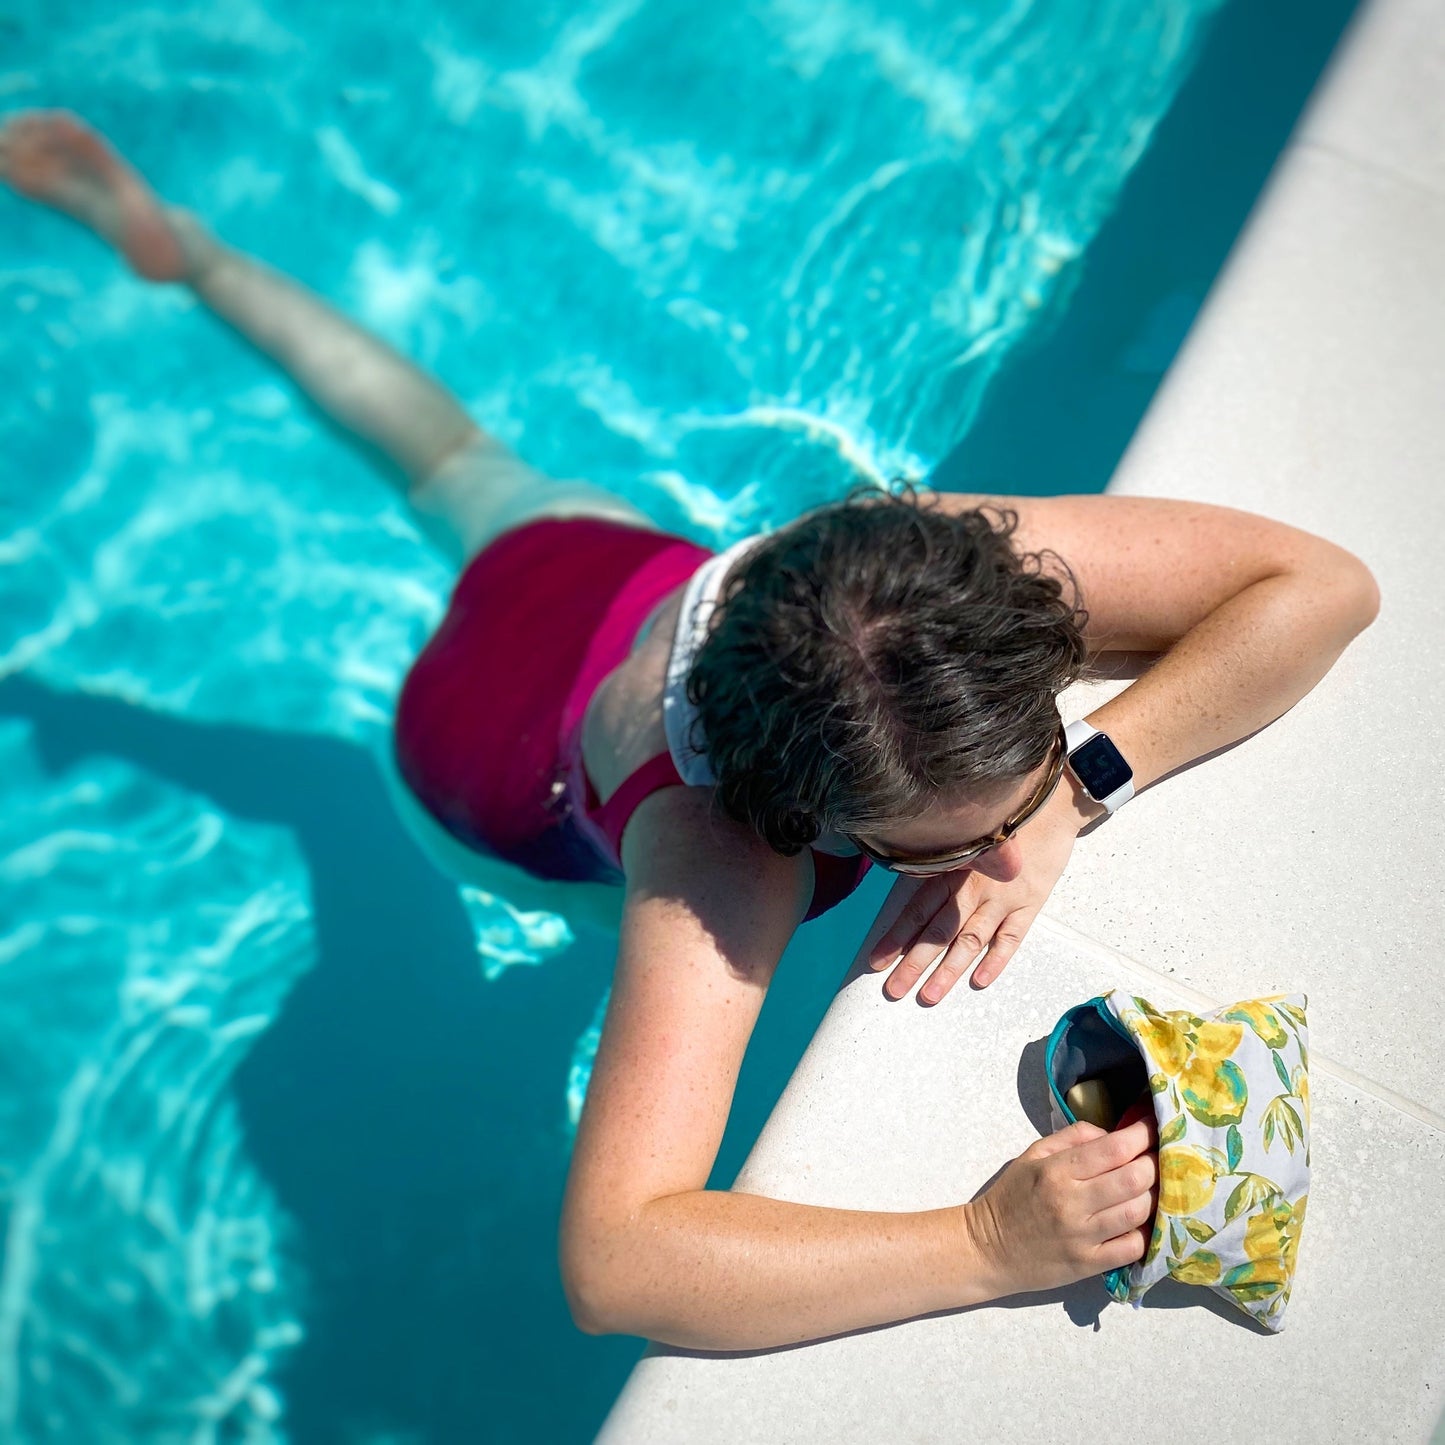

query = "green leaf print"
[1281,1098,1304,1151]
[1227,1280,1285,1304]
[1149,1073,1171,1095]
[1168,1216,1186,1259]
[1272,1050,1292,1091]
[1160,1112,1188,1146]
[1222,1261,1285,1302]
[1226,1124,1243,1172]
[1225,1173,1282,1224]
[1143,1216,1164,1267]
[1202,1145,1231,1177]
[1263,1096,1305,1154]
[1183,1216,1217,1244]
[1277,1001,1308,1030]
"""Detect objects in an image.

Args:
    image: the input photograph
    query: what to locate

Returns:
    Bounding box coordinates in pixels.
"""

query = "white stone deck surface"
[599,0,1445,1439]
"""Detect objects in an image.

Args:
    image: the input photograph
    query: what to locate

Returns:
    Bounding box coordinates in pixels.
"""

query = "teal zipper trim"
[1043,994,1130,1123]
[1043,993,1136,1299]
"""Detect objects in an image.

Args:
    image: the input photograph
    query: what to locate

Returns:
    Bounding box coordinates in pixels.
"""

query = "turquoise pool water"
[0,2,1231,1440]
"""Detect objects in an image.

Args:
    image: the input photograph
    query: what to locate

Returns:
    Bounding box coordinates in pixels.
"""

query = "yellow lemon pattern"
[1158,1144,1221,1215]
[1181,1056,1249,1129]
[1244,1193,1308,1274]
[1170,1250,1223,1286]
[1095,991,1310,1332]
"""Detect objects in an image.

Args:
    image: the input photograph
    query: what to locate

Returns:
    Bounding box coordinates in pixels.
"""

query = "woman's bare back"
[579,586,687,806]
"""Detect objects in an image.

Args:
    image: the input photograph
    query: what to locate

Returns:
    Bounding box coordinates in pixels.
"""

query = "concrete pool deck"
[599,0,1445,1438]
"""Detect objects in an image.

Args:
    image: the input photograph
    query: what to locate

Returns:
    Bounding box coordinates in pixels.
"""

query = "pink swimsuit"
[393,516,870,922]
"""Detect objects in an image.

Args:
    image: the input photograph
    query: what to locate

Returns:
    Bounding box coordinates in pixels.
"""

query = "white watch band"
[1063,719,1135,814]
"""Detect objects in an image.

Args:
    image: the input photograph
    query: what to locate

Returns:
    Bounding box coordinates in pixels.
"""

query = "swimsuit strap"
[594,748,871,917]
[594,751,687,859]
[591,527,874,916]
[582,533,760,865]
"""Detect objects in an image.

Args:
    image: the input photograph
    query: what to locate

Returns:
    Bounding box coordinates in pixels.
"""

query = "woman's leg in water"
[0,109,653,564]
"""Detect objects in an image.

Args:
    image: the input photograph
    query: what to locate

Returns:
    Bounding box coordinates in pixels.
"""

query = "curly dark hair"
[685,487,1089,855]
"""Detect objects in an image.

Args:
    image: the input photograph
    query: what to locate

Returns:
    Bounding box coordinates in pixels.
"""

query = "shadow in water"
[933,0,1362,499]
[0,672,641,1445]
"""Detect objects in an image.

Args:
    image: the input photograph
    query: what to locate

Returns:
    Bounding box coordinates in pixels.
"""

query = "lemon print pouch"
[1045,991,1310,1332]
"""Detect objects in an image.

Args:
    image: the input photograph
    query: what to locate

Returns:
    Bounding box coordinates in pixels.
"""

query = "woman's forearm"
[1085,560,1379,795]
[566,1188,991,1349]
[564,1119,1158,1348]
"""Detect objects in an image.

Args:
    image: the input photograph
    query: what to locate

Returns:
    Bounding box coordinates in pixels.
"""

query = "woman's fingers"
[1027,1121,1107,1159]
[970,1121,1156,1295]
[868,875,957,969]
[1069,1130,1158,1266]
[1093,1223,1153,1272]
[871,893,1026,1004]
[968,909,1034,989]
[1090,1193,1157,1245]
[867,874,999,1004]
[871,882,970,1000]
[883,904,963,999]
[867,874,1047,1002]
[917,906,1007,1003]
[1070,1118,1155,1174]
[1079,1149,1158,1216]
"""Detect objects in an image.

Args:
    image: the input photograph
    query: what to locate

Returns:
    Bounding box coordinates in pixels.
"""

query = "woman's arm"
[1004,492,1380,794]
[559,786,1157,1349]
[873,492,1380,998]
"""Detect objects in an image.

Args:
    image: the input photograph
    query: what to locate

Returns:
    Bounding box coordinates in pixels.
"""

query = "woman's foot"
[0,110,188,281]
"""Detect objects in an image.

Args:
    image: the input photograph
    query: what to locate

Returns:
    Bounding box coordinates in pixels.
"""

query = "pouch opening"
[1047,1004,1149,1129]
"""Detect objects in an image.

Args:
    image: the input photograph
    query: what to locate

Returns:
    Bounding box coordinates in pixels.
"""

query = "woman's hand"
[963,1118,1160,1298]
[867,795,1084,1000]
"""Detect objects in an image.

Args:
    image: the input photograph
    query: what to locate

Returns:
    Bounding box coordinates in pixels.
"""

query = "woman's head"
[686,487,1089,856]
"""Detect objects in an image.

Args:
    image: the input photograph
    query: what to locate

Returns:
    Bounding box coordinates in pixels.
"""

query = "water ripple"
[0,719,310,1442]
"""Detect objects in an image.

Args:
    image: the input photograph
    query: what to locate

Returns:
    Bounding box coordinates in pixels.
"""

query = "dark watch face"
[1069,733,1133,799]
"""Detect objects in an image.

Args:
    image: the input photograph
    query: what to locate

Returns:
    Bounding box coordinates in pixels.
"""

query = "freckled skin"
[567,492,1374,1343]
[2,110,1379,1350]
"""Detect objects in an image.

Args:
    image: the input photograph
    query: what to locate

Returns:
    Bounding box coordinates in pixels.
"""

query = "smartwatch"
[1063,719,1134,814]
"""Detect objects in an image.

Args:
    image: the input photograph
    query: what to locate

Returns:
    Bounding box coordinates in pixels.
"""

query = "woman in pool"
[2,111,1378,1350]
